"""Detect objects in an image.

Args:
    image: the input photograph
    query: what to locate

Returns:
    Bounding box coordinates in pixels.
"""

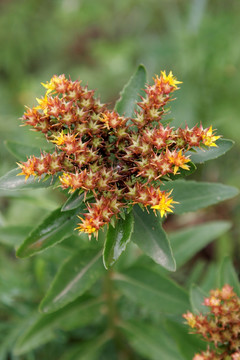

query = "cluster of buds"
[17,71,220,237]
[183,284,240,360]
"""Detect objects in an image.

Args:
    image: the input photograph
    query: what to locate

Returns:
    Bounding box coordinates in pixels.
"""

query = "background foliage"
[0,0,239,359]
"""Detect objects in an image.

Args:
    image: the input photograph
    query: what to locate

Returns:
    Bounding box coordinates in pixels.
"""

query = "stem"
[104,269,116,335]
[104,269,137,360]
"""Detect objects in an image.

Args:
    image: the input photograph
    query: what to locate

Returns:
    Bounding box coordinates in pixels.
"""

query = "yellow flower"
[75,217,96,234]
[183,311,196,328]
[51,131,67,146]
[17,159,36,180]
[202,126,221,147]
[99,113,110,129]
[41,75,64,94]
[161,70,182,88]
[34,94,49,114]
[151,190,177,217]
[59,173,69,185]
[168,150,190,175]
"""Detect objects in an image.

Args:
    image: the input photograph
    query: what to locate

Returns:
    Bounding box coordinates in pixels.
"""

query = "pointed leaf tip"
[132,206,176,271]
[103,211,134,269]
[115,65,147,117]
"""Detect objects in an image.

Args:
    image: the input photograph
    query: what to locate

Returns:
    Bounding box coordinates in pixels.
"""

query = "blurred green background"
[0,0,239,358]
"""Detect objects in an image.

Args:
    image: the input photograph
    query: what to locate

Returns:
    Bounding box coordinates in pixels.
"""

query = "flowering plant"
[184,284,240,359]
[17,69,218,239]
[0,65,238,359]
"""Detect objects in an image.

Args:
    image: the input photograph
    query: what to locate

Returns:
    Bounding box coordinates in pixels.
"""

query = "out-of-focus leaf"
[190,284,208,314]
[115,64,147,117]
[0,320,29,360]
[200,263,219,292]
[4,140,54,161]
[103,211,134,269]
[114,266,189,314]
[16,204,86,258]
[14,297,104,355]
[132,206,176,271]
[0,168,57,190]
[60,333,110,360]
[185,260,206,288]
[163,180,239,214]
[118,320,184,360]
[169,221,231,267]
[39,249,104,313]
[186,139,234,164]
[218,256,240,296]
[0,225,32,246]
[165,319,206,360]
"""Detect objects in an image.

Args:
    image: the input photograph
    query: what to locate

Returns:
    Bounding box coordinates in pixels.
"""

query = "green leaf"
[168,161,196,180]
[39,249,104,313]
[190,284,208,314]
[61,190,84,211]
[115,64,147,117]
[186,139,234,164]
[16,204,87,258]
[0,225,32,247]
[61,191,94,212]
[114,266,189,314]
[14,297,104,355]
[165,319,206,360]
[163,180,239,214]
[200,262,219,292]
[185,260,206,288]
[103,211,134,269]
[132,206,176,271]
[118,320,184,360]
[4,140,54,161]
[0,168,57,190]
[218,256,240,296]
[59,333,110,360]
[0,320,29,360]
[169,220,231,267]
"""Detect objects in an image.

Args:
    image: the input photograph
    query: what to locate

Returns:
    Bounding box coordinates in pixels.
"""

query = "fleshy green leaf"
[163,180,239,214]
[190,284,208,314]
[16,204,87,258]
[114,266,189,314]
[0,168,57,190]
[118,320,184,360]
[218,256,240,296]
[186,139,234,164]
[132,206,176,271]
[103,211,134,269]
[115,64,147,117]
[61,190,84,211]
[169,220,231,267]
[165,319,206,360]
[4,140,54,161]
[39,249,104,313]
[61,191,94,212]
[14,297,104,355]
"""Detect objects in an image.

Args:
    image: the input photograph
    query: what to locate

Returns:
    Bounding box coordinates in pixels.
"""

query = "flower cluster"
[18,71,220,237]
[183,284,240,360]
